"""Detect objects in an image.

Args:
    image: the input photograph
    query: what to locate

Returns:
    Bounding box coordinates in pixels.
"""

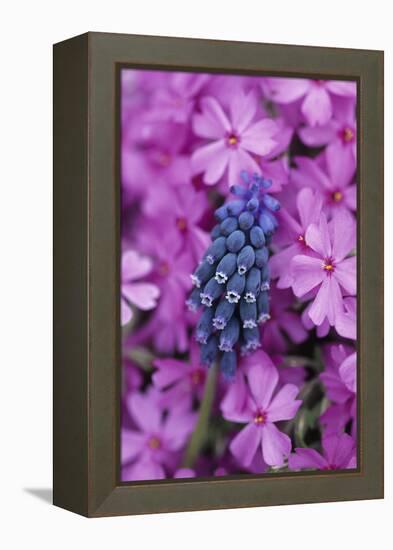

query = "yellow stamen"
[227,134,238,146]
[148,436,161,450]
[332,191,343,202]
[176,217,187,231]
[254,412,266,425]
[343,127,354,142]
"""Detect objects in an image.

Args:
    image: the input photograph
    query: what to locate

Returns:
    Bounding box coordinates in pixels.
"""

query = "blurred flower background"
[120,69,357,481]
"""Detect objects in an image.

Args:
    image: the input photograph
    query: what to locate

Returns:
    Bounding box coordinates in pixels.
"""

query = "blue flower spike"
[187,171,279,379]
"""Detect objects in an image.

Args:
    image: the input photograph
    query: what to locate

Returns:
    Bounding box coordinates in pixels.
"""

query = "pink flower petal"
[191,139,228,184]
[326,140,356,189]
[152,358,190,389]
[121,429,145,463]
[305,214,331,257]
[240,119,277,156]
[122,249,152,281]
[296,187,323,229]
[291,156,332,191]
[121,297,133,326]
[128,393,161,433]
[230,422,261,467]
[326,80,357,97]
[280,311,308,343]
[266,77,310,104]
[291,255,324,297]
[228,147,260,185]
[247,359,278,410]
[331,209,356,262]
[334,257,356,295]
[192,96,231,138]
[301,86,332,126]
[309,276,343,326]
[122,282,160,310]
[267,384,301,422]
[261,423,292,467]
[339,352,357,394]
[298,123,337,147]
[229,91,257,133]
[289,448,328,470]
[322,433,355,468]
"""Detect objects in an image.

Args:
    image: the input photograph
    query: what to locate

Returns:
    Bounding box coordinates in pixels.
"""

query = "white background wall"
[0,0,391,548]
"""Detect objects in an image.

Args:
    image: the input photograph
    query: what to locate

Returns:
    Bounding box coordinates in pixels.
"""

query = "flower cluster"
[120,69,357,481]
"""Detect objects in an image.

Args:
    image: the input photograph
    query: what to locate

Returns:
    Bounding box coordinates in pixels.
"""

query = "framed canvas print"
[53,32,384,517]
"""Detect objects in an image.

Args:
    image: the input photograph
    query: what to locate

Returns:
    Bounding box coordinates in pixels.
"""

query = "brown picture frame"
[53,32,384,517]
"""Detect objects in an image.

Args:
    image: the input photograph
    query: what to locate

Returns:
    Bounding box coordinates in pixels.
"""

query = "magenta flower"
[222,355,301,467]
[265,77,356,126]
[289,432,356,471]
[270,187,323,288]
[121,390,196,481]
[153,341,207,409]
[299,97,357,173]
[191,92,277,185]
[147,72,210,124]
[291,150,356,216]
[121,250,160,326]
[291,210,356,328]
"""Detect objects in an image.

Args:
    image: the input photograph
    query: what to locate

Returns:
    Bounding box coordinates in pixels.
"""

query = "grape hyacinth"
[188,171,280,380]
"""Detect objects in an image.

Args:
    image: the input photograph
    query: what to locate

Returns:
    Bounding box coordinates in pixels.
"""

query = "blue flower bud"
[226,272,246,303]
[257,290,270,323]
[242,327,261,353]
[226,199,246,216]
[261,178,272,189]
[186,287,202,311]
[259,212,275,235]
[210,224,222,240]
[244,267,261,303]
[226,230,246,253]
[263,193,280,212]
[261,264,270,291]
[238,211,254,230]
[229,184,248,197]
[220,216,238,236]
[195,307,214,344]
[237,245,255,275]
[204,236,227,265]
[215,252,237,284]
[200,277,222,307]
[212,299,236,330]
[240,300,257,329]
[220,350,237,381]
[250,225,266,248]
[219,317,240,352]
[191,259,216,288]
[246,197,259,212]
[200,335,219,366]
[255,246,269,268]
[215,205,228,222]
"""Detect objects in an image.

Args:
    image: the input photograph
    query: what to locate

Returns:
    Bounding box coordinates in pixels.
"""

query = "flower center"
[323,258,335,273]
[227,133,239,147]
[190,369,204,386]
[158,261,170,276]
[176,217,188,231]
[148,436,161,450]
[340,127,354,143]
[254,411,267,425]
[157,152,171,167]
[332,191,343,202]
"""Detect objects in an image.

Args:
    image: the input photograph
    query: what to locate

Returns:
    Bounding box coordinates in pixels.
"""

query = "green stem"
[182,362,218,468]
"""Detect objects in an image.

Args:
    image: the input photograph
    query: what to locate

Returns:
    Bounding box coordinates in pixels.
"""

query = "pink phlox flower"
[291,210,356,329]
[299,95,357,173]
[270,187,323,288]
[147,72,210,124]
[121,249,160,326]
[290,150,356,216]
[222,353,302,467]
[191,91,278,185]
[153,341,207,409]
[264,77,356,127]
[121,389,196,481]
[289,432,356,471]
